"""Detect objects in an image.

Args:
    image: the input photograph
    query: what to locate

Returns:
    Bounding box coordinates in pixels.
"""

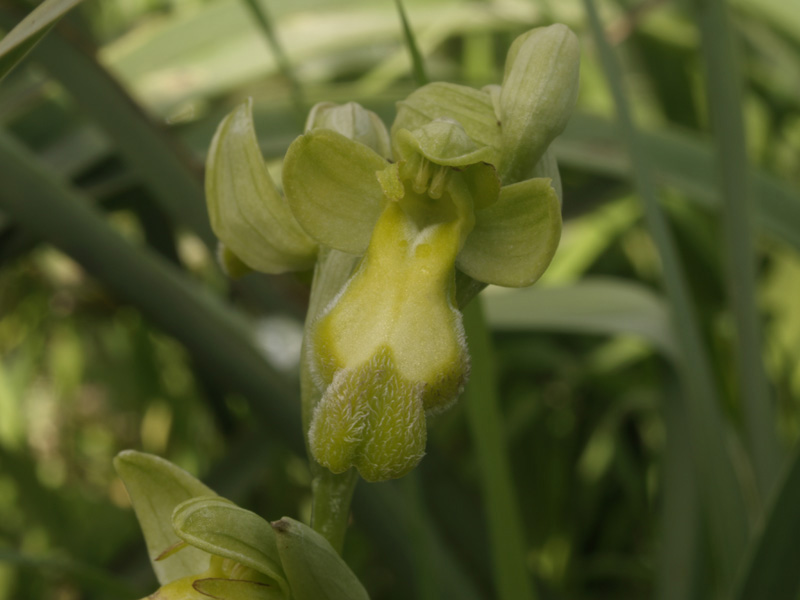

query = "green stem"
[463,298,536,600]
[310,467,359,553]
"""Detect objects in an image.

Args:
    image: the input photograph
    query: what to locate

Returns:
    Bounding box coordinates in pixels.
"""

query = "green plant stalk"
[692,0,781,499]
[463,298,536,600]
[582,0,750,589]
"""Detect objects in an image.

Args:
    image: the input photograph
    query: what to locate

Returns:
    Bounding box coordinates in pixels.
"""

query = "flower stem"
[310,467,359,553]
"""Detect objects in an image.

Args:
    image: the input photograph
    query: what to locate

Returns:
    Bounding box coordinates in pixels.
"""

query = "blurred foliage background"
[1,0,800,599]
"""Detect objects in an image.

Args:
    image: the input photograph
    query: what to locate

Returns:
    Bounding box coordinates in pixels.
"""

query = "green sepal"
[530,147,562,205]
[205,98,317,273]
[392,81,501,163]
[283,128,388,255]
[497,24,580,184]
[305,101,392,159]
[217,243,254,279]
[271,517,370,600]
[114,450,216,585]
[172,497,290,597]
[457,177,562,287]
[192,578,287,600]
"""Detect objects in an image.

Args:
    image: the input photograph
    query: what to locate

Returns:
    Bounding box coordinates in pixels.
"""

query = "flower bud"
[305,101,392,159]
[498,24,580,184]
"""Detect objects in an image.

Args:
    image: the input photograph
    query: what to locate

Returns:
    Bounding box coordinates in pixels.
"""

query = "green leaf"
[582,0,750,588]
[193,578,286,600]
[283,128,387,254]
[272,517,369,600]
[206,98,317,274]
[731,444,800,600]
[457,178,561,288]
[393,0,428,86]
[482,278,679,360]
[172,497,289,596]
[114,451,217,585]
[0,0,84,83]
[498,24,580,184]
[692,0,781,499]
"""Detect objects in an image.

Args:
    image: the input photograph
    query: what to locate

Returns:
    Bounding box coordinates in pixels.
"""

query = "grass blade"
[732,443,800,600]
[582,0,750,589]
[656,383,703,600]
[353,481,484,600]
[0,128,302,452]
[482,278,678,360]
[394,0,428,86]
[0,11,216,246]
[0,0,83,83]
[555,114,800,252]
[240,0,305,119]
[692,0,781,500]
[463,298,536,600]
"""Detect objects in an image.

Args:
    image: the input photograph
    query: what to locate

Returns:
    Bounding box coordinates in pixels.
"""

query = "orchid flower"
[205,24,580,482]
[115,451,369,600]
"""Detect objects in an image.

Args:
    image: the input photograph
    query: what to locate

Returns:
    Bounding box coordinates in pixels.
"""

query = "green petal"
[283,129,388,255]
[193,578,286,600]
[392,81,501,163]
[393,120,494,167]
[205,99,317,273]
[457,177,562,287]
[498,24,580,184]
[114,451,216,585]
[305,101,392,159]
[172,497,289,596]
[272,518,370,600]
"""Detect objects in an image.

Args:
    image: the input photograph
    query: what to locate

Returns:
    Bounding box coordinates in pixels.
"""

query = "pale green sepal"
[172,497,289,596]
[498,24,580,184]
[305,102,392,159]
[530,148,562,205]
[392,82,501,162]
[192,578,287,600]
[271,517,370,600]
[218,243,254,279]
[206,98,317,274]
[457,177,562,287]
[283,129,388,255]
[114,450,216,585]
